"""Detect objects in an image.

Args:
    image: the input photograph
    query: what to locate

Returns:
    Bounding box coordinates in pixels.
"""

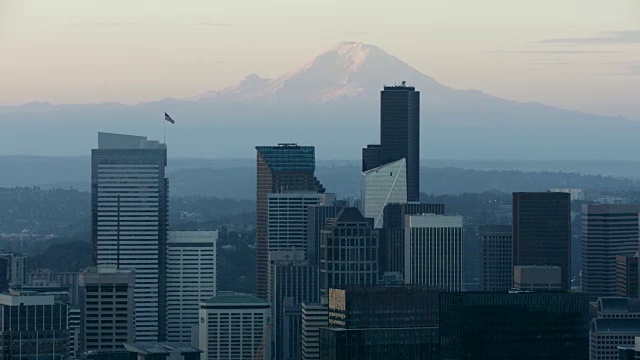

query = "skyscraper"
[301,302,329,360]
[404,214,463,291]
[361,159,407,228]
[512,192,571,290]
[307,202,348,267]
[166,231,217,343]
[92,132,168,340]
[582,204,640,296]
[319,208,379,297]
[481,225,512,291]
[256,144,325,298]
[616,255,639,298]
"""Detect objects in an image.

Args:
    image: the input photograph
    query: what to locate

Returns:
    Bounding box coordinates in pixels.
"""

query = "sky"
[1,0,639,118]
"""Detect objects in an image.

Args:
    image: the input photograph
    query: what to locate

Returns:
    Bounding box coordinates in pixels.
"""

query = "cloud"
[67,22,137,27]
[192,22,234,27]
[538,30,640,44]
[488,50,619,54]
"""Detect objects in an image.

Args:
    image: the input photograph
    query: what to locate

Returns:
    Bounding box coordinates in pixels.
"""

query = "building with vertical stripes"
[92,132,168,341]
[481,225,512,291]
[404,214,463,291]
[167,231,217,343]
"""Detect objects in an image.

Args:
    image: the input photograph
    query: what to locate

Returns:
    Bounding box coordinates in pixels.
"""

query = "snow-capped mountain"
[189,41,493,105]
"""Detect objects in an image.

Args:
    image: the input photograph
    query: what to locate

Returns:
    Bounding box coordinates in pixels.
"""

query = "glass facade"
[361,159,407,228]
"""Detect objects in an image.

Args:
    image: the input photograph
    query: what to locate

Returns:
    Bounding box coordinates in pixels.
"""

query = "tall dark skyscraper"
[512,192,571,290]
[256,144,325,298]
[362,83,420,202]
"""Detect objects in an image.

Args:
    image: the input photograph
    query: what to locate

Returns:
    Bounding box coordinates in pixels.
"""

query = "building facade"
[439,291,590,360]
[301,302,329,360]
[513,192,571,290]
[404,214,463,291]
[617,255,639,298]
[167,231,217,343]
[92,132,168,341]
[481,225,513,291]
[78,266,135,353]
[582,204,640,296]
[361,159,407,228]
[256,144,325,299]
[307,202,348,267]
[199,293,271,360]
[319,208,379,297]
[0,293,69,359]
[513,265,562,291]
[590,297,640,360]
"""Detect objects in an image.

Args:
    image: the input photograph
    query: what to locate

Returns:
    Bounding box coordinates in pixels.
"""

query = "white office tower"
[267,192,336,253]
[167,231,217,343]
[91,132,168,341]
[199,292,271,360]
[404,214,464,291]
[301,302,328,360]
[361,158,407,228]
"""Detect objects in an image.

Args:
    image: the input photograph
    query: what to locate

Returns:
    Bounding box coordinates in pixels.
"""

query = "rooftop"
[123,342,201,355]
[203,292,269,305]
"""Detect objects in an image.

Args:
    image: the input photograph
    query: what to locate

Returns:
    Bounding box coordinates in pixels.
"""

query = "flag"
[164,112,175,124]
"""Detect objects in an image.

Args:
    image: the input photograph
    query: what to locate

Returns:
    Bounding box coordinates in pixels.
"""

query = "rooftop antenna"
[401,80,406,86]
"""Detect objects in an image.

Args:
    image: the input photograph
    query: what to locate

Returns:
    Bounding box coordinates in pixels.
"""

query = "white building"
[199,292,271,360]
[167,230,217,343]
[361,159,407,228]
[267,192,335,253]
[404,214,463,291]
[92,132,168,341]
[301,302,329,360]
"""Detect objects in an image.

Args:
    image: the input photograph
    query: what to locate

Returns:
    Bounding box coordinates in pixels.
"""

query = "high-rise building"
[167,231,217,343]
[199,293,271,360]
[307,202,348,267]
[0,253,26,288]
[617,255,639,298]
[589,297,640,360]
[319,208,379,297]
[440,291,590,360]
[282,298,302,360]
[268,192,335,254]
[481,225,512,291]
[68,307,81,359]
[404,214,463,291]
[92,132,168,341]
[0,293,69,359]
[267,250,319,360]
[582,204,640,296]
[78,266,135,353]
[301,302,329,360]
[361,159,407,228]
[256,144,325,298]
[381,203,445,274]
[513,265,562,291]
[513,192,571,290]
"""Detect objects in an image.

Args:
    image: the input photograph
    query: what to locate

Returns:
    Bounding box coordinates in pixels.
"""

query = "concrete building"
[319,208,379,297]
[590,297,640,360]
[199,292,271,360]
[167,231,217,343]
[361,159,407,228]
[513,192,571,290]
[92,132,168,341]
[481,225,513,291]
[0,293,69,359]
[513,265,562,291]
[68,307,81,359]
[0,253,26,289]
[301,302,329,360]
[404,214,463,291]
[78,266,135,353]
[617,255,639,298]
[582,205,640,296]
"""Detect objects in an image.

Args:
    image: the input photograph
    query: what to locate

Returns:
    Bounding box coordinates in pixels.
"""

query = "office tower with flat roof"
[0,293,69,359]
[361,159,407,228]
[307,202,348,267]
[404,214,463,291]
[617,255,640,298]
[78,266,135,353]
[440,291,590,360]
[382,203,445,274]
[319,208,379,297]
[301,302,329,360]
[199,293,271,360]
[513,265,562,291]
[0,253,26,288]
[268,192,335,254]
[481,225,513,291]
[582,204,640,296]
[167,231,217,343]
[92,132,168,341]
[267,250,319,360]
[513,192,571,290]
[256,144,325,299]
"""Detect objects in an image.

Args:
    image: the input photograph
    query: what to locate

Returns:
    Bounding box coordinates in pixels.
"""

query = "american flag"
[164,112,175,124]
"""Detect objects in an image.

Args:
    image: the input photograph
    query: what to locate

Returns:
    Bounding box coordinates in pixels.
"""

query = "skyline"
[1,0,640,119]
